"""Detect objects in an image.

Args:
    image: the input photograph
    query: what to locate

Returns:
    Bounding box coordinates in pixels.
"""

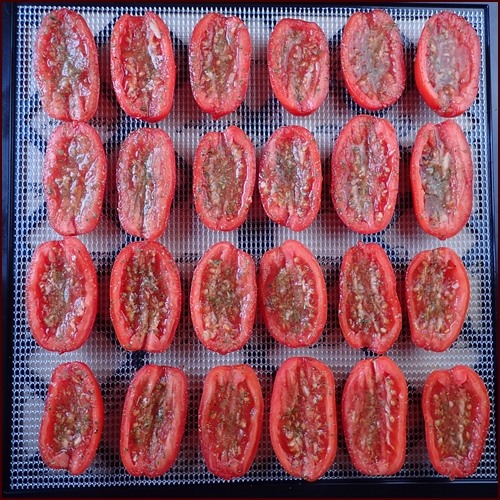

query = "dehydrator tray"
[2,2,497,497]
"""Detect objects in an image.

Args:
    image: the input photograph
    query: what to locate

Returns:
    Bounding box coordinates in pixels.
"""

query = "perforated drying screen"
[9,3,496,491]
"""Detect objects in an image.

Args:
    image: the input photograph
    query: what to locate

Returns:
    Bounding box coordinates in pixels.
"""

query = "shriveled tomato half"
[110,12,176,122]
[259,125,322,231]
[121,364,188,477]
[268,18,329,116]
[117,128,176,240]
[342,356,408,476]
[331,115,399,234]
[415,11,480,117]
[199,364,263,480]
[341,9,406,111]
[39,361,103,475]
[422,365,490,479]
[190,242,256,354]
[34,8,99,122]
[110,240,181,352]
[270,357,337,482]
[259,239,327,347]
[26,237,97,353]
[189,13,251,119]
[410,120,473,240]
[339,242,402,354]
[193,126,255,231]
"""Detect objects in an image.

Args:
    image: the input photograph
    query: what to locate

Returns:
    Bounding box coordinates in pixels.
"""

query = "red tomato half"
[342,356,408,476]
[341,9,406,110]
[26,238,97,353]
[117,128,176,240]
[259,125,322,231]
[415,11,480,118]
[121,364,188,477]
[199,364,263,480]
[331,115,399,234]
[268,18,329,116]
[39,361,103,475]
[339,242,402,354]
[193,126,255,231]
[410,120,473,240]
[422,365,490,479]
[110,12,176,122]
[259,239,327,347]
[270,357,337,482]
[34,9,99,122]
[110,240,181,352]
[189,13,252,119]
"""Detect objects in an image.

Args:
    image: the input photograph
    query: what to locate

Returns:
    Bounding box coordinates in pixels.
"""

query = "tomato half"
[189,13,252,119]
[199,364,263,480]
[193,126,255,231]
[110,12,176,122]
[270,357,337,481]
[117,128,176,240]
[410,120,473,240]
[121,364,188,477]
[342,356,408,476]
[259,125,322,231]
[44,122,107,236]
[415,11,480,118]
[268,18,329,116]
[39,361,103,475]
[190,242,256,354]
[259,239,327,347]
[34,8,99,122]
[422,365,490,479]
[339,242,402,354]
[331,115,399,234]
[110,240,181,352]
[26,238,97,353]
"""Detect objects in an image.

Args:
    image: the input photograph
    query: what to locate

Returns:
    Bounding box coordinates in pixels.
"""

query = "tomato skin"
[39,361,104,475]
[270,357,337,482]
[189,13,252,119]
[410,120,473,240]
[110,12,176,122]
[415,11,480,118]
[342,356,408,476]
[34,9,99,122]
[199,364,263,480]
[422,365,490,479]
[26,237,97,354]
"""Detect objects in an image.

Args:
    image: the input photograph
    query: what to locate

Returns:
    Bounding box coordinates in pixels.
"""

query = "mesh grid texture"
[9,4,496,490]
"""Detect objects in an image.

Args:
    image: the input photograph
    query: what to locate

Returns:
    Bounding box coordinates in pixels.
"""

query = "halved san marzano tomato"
[110,12,176,122]
[259,125,322,231]
[259,239,327,347]
[270,357,337,482]
[121,364,188,477]
[331,115,399,234]
[422,365,490,479]
[117,128,176,240]
[190,242,256,354]
[339,242,402,354]
[34,8,99,122]
[110,240,181,352]
[26,237,97,353]
[410,120,473,240]
[268,18,329,116]
[415,11,480,118]
[193,126,255,231]
[341,9,406,111]
[342,356,408,476]
[39,361,103,475]
[199,364,263,480]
